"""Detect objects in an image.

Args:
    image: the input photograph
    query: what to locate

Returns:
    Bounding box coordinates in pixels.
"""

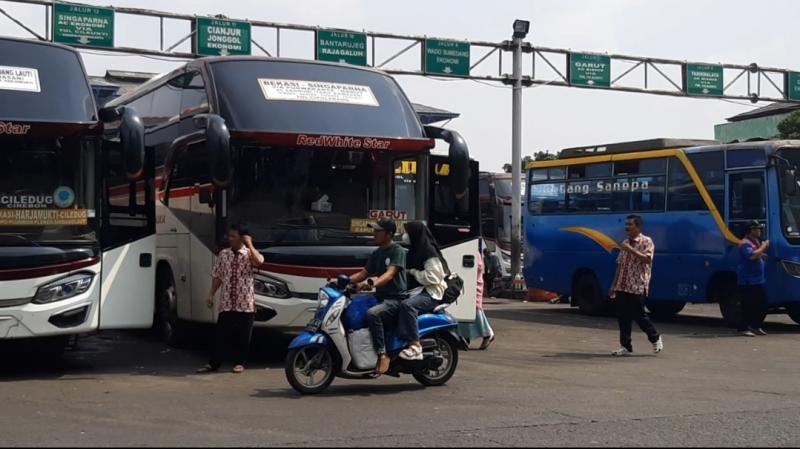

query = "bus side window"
[687,151,725,213]
[667,158,705,211]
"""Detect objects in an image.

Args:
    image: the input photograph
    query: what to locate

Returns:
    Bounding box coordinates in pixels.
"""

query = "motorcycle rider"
[348,218,407,374]
[397,221,448,361]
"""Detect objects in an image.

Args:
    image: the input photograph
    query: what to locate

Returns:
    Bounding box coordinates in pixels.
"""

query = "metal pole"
[510,34,523,297]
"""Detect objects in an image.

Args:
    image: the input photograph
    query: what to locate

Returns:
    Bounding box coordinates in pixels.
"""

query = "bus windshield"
[494,177,526,202]
[227,146,420,245]
[0,137,97,246]
[778,147,800,242]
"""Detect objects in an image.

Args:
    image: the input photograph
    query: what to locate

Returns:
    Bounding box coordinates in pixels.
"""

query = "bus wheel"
[573,272,604,316]
[787,305,800,325]
[646,301,686,321]
[715,281,742,328]
[155,275,185,347]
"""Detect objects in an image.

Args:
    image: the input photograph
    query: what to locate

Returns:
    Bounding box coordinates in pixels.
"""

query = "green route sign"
[52,3,114,48]
[316,30,367,66]
[686,64,724,96]
[786,72,800,102]
[424,39,470,77]
[194,17,251,57]
[569,53,611,88]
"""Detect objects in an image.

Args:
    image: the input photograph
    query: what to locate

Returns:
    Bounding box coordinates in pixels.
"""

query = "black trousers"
[615,292,660,352]
[483,274,494,295]
[209,311,255,368]
[738,284,767,331]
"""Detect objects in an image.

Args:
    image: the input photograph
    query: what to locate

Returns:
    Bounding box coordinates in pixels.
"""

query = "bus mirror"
[118,106,145,181]
[424,126,470,198]
[194,114,232,187]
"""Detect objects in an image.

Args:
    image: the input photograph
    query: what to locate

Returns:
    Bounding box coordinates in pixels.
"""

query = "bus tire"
[155,272,186,347]
[573,271,604,316]
[786,304,800,325]
[645,301,686,321]
[715,280,742,328]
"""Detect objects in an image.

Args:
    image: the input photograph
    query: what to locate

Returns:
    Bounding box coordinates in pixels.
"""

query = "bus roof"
[528,139,800,169]
[559,138,719,159]
[107,56,428,142]
[0,37,97,126]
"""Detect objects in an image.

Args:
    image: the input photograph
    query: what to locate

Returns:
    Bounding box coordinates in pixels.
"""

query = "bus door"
[428,155,480,321]
[99,138,156,329]
[726,170,767,239]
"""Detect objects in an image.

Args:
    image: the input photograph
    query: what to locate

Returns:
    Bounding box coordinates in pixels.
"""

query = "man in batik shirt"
[197,224,264,374]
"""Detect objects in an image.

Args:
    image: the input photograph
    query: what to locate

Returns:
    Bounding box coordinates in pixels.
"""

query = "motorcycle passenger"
[397,221,448,361]
[348,218,407,374]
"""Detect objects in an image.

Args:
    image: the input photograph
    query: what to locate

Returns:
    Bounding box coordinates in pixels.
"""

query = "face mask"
[401,233,411,245]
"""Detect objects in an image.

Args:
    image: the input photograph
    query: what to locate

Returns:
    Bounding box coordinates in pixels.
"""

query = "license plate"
[305,319,322,332]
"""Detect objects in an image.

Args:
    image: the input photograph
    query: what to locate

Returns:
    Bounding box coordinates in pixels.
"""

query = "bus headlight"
[254,275,290,299]
[32,273,94,304]
[782,260,800,278]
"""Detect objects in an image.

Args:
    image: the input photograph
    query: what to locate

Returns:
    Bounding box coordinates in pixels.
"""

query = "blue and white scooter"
[285,275,466,395]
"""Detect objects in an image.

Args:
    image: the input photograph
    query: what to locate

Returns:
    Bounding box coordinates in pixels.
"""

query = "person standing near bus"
[609,215,663,356]
[483,247,501,298]
[737,221,769,337]
[197,224,265,374]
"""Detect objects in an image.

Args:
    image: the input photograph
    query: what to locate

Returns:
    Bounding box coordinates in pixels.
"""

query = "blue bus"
[523,138,800,326]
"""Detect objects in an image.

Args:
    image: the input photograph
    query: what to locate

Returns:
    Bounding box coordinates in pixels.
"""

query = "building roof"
[727,102,800,122]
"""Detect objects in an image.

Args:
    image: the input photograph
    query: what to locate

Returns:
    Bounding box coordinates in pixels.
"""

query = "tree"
[502,151,557,172]
[778,111,800,139]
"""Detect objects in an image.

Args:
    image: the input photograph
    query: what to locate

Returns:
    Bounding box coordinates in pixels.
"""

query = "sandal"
[375,355,390,374]
[232,365,245,374]
[196,364,218,374]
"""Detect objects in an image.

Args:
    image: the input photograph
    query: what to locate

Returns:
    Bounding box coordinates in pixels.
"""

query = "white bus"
[105,56,481,345]
[0,38,155,353]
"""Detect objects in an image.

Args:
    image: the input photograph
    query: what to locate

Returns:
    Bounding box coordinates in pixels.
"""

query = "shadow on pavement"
[252,382,426,399]
[486,304,800,335]
[0,326,293,381]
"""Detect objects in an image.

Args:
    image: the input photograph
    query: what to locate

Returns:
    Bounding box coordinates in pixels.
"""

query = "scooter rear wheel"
[412,334,459,387]
[285,345,335,395]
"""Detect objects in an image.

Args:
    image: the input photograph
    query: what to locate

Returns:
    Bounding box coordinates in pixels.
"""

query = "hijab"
[405,221,441,271]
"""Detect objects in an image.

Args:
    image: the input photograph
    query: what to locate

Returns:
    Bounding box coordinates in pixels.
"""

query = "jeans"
[398,291,440,342]
[209,311,255,368]
[615,292,660,352]
[738,284,767,331]
[367,299,402,355]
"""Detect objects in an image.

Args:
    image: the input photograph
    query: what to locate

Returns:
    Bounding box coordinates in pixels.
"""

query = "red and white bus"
[105,56,481,344]
[0,37,154,353]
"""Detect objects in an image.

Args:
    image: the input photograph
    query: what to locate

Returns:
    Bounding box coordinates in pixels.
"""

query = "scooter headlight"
[315,290,330,319]
[32,272,94,304]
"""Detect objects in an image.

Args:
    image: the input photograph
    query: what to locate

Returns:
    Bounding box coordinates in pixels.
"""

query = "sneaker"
[399,344,423,361]
[739,329,756,337]
[612,347,632,356]
[753,328,768,336]
[652,337,663,354]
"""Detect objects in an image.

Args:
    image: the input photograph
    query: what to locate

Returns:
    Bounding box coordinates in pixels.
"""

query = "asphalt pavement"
[2,301,800,447]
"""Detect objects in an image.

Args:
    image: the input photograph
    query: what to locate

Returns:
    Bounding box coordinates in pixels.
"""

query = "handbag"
[436,251,464,304]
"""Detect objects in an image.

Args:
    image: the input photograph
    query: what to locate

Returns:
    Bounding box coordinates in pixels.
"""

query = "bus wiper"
[0,233,41,247]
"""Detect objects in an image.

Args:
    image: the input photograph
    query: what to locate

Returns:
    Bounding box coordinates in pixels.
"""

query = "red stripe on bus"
[258,263,362,279]
[0,257,100,281]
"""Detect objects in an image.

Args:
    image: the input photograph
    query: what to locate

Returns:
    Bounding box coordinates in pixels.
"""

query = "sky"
[2,0,799,172]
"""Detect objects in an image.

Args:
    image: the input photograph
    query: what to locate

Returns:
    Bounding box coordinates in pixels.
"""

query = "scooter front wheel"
[413,334,459,387]
[285,345,335,395]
